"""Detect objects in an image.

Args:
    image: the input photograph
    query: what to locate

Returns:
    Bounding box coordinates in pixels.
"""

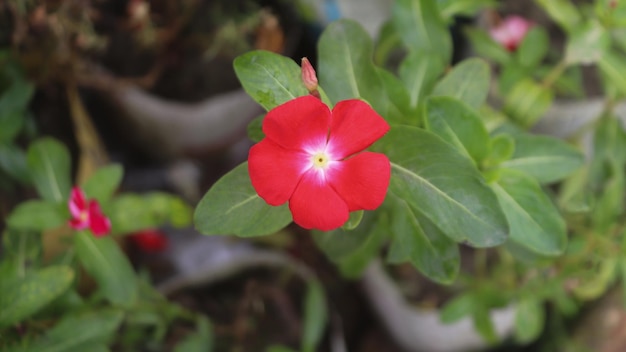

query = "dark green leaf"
[0,265,74,327]
[234,50,308,111]
[82,164,123,203]
[425,96,490,164]
[500,133,583,184]
[74,232,138,305]
[376,67,412,123]
[6,200,66,231]
[246,114,265,142]
[392,0,452,62]
[0,144,30,183]
[16,309,124,352]
[387,196,460,284]
[194,162,292,237]
[440,293,475,323]
[174,316,213,352]
[26,138,72,203]
[378,126,508,247]
[318,20,388,115]
[492,170,567,255]
[432,58,491,109]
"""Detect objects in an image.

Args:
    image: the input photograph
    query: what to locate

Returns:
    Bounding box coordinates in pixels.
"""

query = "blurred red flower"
[68,187,111,237]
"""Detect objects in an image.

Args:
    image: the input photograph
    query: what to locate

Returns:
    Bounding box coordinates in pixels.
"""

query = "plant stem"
[541,60,568,89]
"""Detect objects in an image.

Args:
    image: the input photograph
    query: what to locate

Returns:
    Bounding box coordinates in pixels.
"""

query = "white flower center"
[311,152,330,170]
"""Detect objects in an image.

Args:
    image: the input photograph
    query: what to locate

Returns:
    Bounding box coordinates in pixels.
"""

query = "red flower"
[248,95,391,231]
[489,15,532,52]
[68,187,111,237]
[130,229,168,253]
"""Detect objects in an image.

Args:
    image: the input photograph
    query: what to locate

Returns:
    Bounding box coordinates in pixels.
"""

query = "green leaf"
[26,138,72,203]
[500,133,584,184]
[598,50,626,97]
[392,0,452,62]
[0,265,74,327]
[194,162,292,237]
[0,144,30,183]
[504,79,553,128]
[301,281,327,352]
[565,21,610,65]
[399,51,446,109]
[373,20,402,66]
[378,126,508,247]
[247,114,265,142]
[558,165,591,213]
[174,316,213,352]
[74,232,138,306]
[425,96,490,164]
[0,111,25,144]
[6,200,66,231]
[387,196,460,284]
[108,192,192,234]
[314,213,387,278]
[440,293,475,323]
[318,20,388,115]
[492,170,567,255]
[464,27,510,65]
[2,229,42,276]
[485,134,515,168]
[432,58,491,109]
[514,298,545,344]
[16,309,124,352]
[437,0,496,19]
[592,166,624,233]
[82,164,123,203]
[535,0,581,32]
[472,308,498,343]
[376,67,412,123]
[516,27,549,68]
[234,50,309,111]
[342,210,364,230]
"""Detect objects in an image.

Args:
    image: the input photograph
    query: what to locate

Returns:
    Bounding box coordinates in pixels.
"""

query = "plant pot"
[361,259,516,352]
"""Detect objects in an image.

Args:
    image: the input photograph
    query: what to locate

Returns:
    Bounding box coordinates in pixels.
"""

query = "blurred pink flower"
[489,15,532,52]
[68,187,111,237]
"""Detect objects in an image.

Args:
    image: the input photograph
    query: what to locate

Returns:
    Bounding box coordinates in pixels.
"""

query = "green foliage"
[432,58,491,109]
[26,138,72,203]
[194,162,292,236]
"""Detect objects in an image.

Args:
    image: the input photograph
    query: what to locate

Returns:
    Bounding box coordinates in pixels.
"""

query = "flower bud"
[301,57,320,98]
[489,15,532,52]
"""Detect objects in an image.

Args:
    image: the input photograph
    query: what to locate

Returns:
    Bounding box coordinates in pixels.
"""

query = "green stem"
[541,60,568,89]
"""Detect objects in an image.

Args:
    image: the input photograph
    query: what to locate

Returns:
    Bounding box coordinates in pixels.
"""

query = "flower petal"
[249,139,310,206]
[289,171,349,231]
[328,100,390,159]
[88,200,111,236]
[263,95,331,151]
[328,152,390,211]
[69,217,89,230]
[69,187,87,218]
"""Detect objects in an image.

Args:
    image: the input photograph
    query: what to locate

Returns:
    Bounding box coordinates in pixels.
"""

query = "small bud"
[301,57,320,98]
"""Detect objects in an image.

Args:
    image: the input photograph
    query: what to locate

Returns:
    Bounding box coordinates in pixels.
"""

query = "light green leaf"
[425,96,490,164]
[108,192,192,234]
[440,293,475,323]
[392,0,452,62]
[485,134,515,168]
[432,58,491,109]
[437,0,496,19]
[194,162,292,237]
[82,164,123,203]
[598,50,626,97]
[6,200,66,231]
[26,138,72,203]
[0,265,74,328]
[514,298,545,344]
[234,50,309,111]
[535,0,581,32]
[500,133,583,184]
[387,196,460,284]
[565,20,610,65]
[74,232,138,305]
[318,20,387,115]
[492,170,567,255]
[399,51,446,109]
[342,210,364,230]
[517,27,549,68]
[378,126,508,247]
[301,281,327,352]
[504,79,553,128]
